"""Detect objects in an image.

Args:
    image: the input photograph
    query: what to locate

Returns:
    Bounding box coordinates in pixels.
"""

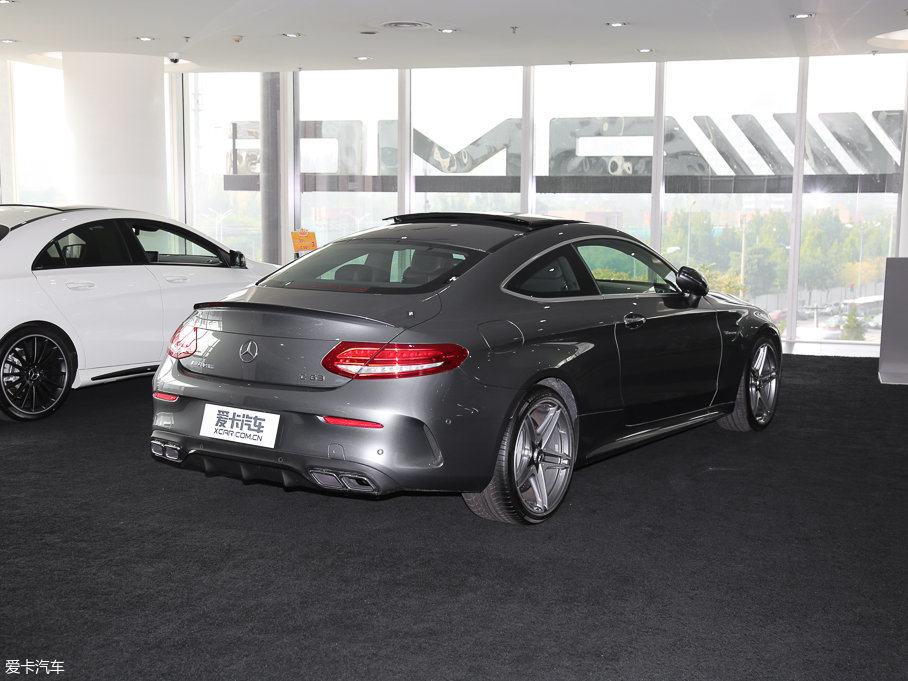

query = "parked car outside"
[151,212,781,524]
[0,205,276,421]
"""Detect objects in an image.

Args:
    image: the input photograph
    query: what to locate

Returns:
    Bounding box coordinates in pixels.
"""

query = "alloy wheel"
[512,397,574,516]
[748,342,779,426]
[1,334,70,416]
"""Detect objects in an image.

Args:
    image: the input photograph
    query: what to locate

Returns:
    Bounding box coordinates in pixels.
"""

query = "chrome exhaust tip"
[310,469,376,493]
[339,474,375,492]
[310,470,344,489]
[151,439,183,461]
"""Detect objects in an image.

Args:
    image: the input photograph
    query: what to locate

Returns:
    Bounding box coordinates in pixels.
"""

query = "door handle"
[163,275,189,284]
[65,281,95,291]
[623,312,647,329]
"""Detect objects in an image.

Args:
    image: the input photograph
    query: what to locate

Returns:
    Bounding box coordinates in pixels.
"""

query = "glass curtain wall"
[663,58,799,324]
[9,61,68,203]
[185,72,263,260]
[796,54,905,345]
[534,63,656,244]
[297,69,398,247]
[186,57,907,354]
[411,66,523,213]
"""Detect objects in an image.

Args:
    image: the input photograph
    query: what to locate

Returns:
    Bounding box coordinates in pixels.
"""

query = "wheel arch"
[492,371,581,462]
[1,320,80,373]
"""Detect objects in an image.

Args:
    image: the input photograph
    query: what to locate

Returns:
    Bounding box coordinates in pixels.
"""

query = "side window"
[575,240,679,295]
[32,221,132,270]
[506,247,596,298]
[132,221,224,266]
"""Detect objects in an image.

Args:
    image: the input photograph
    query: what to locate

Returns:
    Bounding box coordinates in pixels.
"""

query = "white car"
[0,205,277,421]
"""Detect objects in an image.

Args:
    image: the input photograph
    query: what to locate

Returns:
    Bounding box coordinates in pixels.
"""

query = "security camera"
[167,52,180,64]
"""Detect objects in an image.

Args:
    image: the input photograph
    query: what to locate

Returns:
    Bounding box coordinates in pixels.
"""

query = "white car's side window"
[132,222,223,266]
[33,221,132,270]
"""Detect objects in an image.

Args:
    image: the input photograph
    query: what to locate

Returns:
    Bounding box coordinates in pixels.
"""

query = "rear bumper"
[150,358,516,495]
[150,435,411,495]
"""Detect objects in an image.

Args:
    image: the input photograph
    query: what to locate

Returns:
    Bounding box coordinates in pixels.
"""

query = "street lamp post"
[740,215,747,297]
[845,222,865,295]
[686,199,697,265]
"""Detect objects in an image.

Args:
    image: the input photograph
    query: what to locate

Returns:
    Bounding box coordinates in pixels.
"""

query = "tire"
[0,325,76,422]
[463,388,576,524]
[718,336,780,432]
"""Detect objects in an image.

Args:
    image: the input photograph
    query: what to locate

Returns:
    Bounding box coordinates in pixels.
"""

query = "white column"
[520,66,535,215]
[785,57,810,348]
[650,62,666,251]
[898,63,908,257]
[279,70,298,265]
[63,53,167,214]
[0,60,15,203]
[397,69,412,215]
[900,175,908,258]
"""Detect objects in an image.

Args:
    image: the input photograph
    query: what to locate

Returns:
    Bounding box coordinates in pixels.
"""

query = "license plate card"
[200,404,280,449]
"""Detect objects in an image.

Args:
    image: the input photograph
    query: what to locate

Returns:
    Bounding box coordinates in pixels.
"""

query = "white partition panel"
[879,257,908,384]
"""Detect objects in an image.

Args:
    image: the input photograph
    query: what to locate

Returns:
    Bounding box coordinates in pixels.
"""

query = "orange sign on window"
[291,228,317,253]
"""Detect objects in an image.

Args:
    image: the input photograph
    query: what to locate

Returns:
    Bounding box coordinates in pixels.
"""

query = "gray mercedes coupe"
[150,212,781,524]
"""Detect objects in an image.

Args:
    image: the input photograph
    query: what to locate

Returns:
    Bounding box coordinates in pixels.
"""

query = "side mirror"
[676,266,709,305]
[229,250,247,268]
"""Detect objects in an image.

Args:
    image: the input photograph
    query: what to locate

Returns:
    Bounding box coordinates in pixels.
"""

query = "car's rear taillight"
[168,324,197,359]
[322,342,468,379]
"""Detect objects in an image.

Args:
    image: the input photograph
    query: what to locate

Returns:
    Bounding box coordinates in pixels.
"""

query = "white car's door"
[126,220,262,344]
[31,220,164,370]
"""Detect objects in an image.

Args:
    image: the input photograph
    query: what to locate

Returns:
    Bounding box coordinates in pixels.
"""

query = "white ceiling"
[1,0,906,72]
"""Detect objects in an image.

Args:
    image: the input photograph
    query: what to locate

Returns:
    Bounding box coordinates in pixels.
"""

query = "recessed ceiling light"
[360,30,378,35]
[136,36,156,42]
[606,21,629,28]
[438,28,458,34]
[354,56,373,61]
[282,32,303,38]
[636,47,654,53]
[1,38,19,43]
[0,1,17,5]
[381,20,432,30]
[790,12,815,19]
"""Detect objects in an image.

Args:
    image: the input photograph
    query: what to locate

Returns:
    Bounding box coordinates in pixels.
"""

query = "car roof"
[389,212,582,231]
[343,212,612,253]
[0,204,113,231]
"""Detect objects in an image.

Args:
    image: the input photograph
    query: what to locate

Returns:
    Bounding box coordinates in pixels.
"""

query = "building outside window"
[411,66,523,213]
[9,60,68,204]
[534,63,657,244]
[185,72,263,261]
[297,69,398,247]
[796,54,905,346]
[663,58,799,325]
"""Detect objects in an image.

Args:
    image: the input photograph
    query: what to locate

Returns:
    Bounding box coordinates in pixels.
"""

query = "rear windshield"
[260,240,484,294]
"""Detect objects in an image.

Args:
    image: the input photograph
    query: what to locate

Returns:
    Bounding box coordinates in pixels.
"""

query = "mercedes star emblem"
[239,340,259,363]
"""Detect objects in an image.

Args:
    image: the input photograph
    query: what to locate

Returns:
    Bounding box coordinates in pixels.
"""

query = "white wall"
[63,53,167,214]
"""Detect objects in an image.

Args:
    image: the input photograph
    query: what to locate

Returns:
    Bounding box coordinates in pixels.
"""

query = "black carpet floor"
[2,356,907,681]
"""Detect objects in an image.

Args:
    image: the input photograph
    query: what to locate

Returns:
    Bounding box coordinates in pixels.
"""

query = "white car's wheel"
[0,326,76,422]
